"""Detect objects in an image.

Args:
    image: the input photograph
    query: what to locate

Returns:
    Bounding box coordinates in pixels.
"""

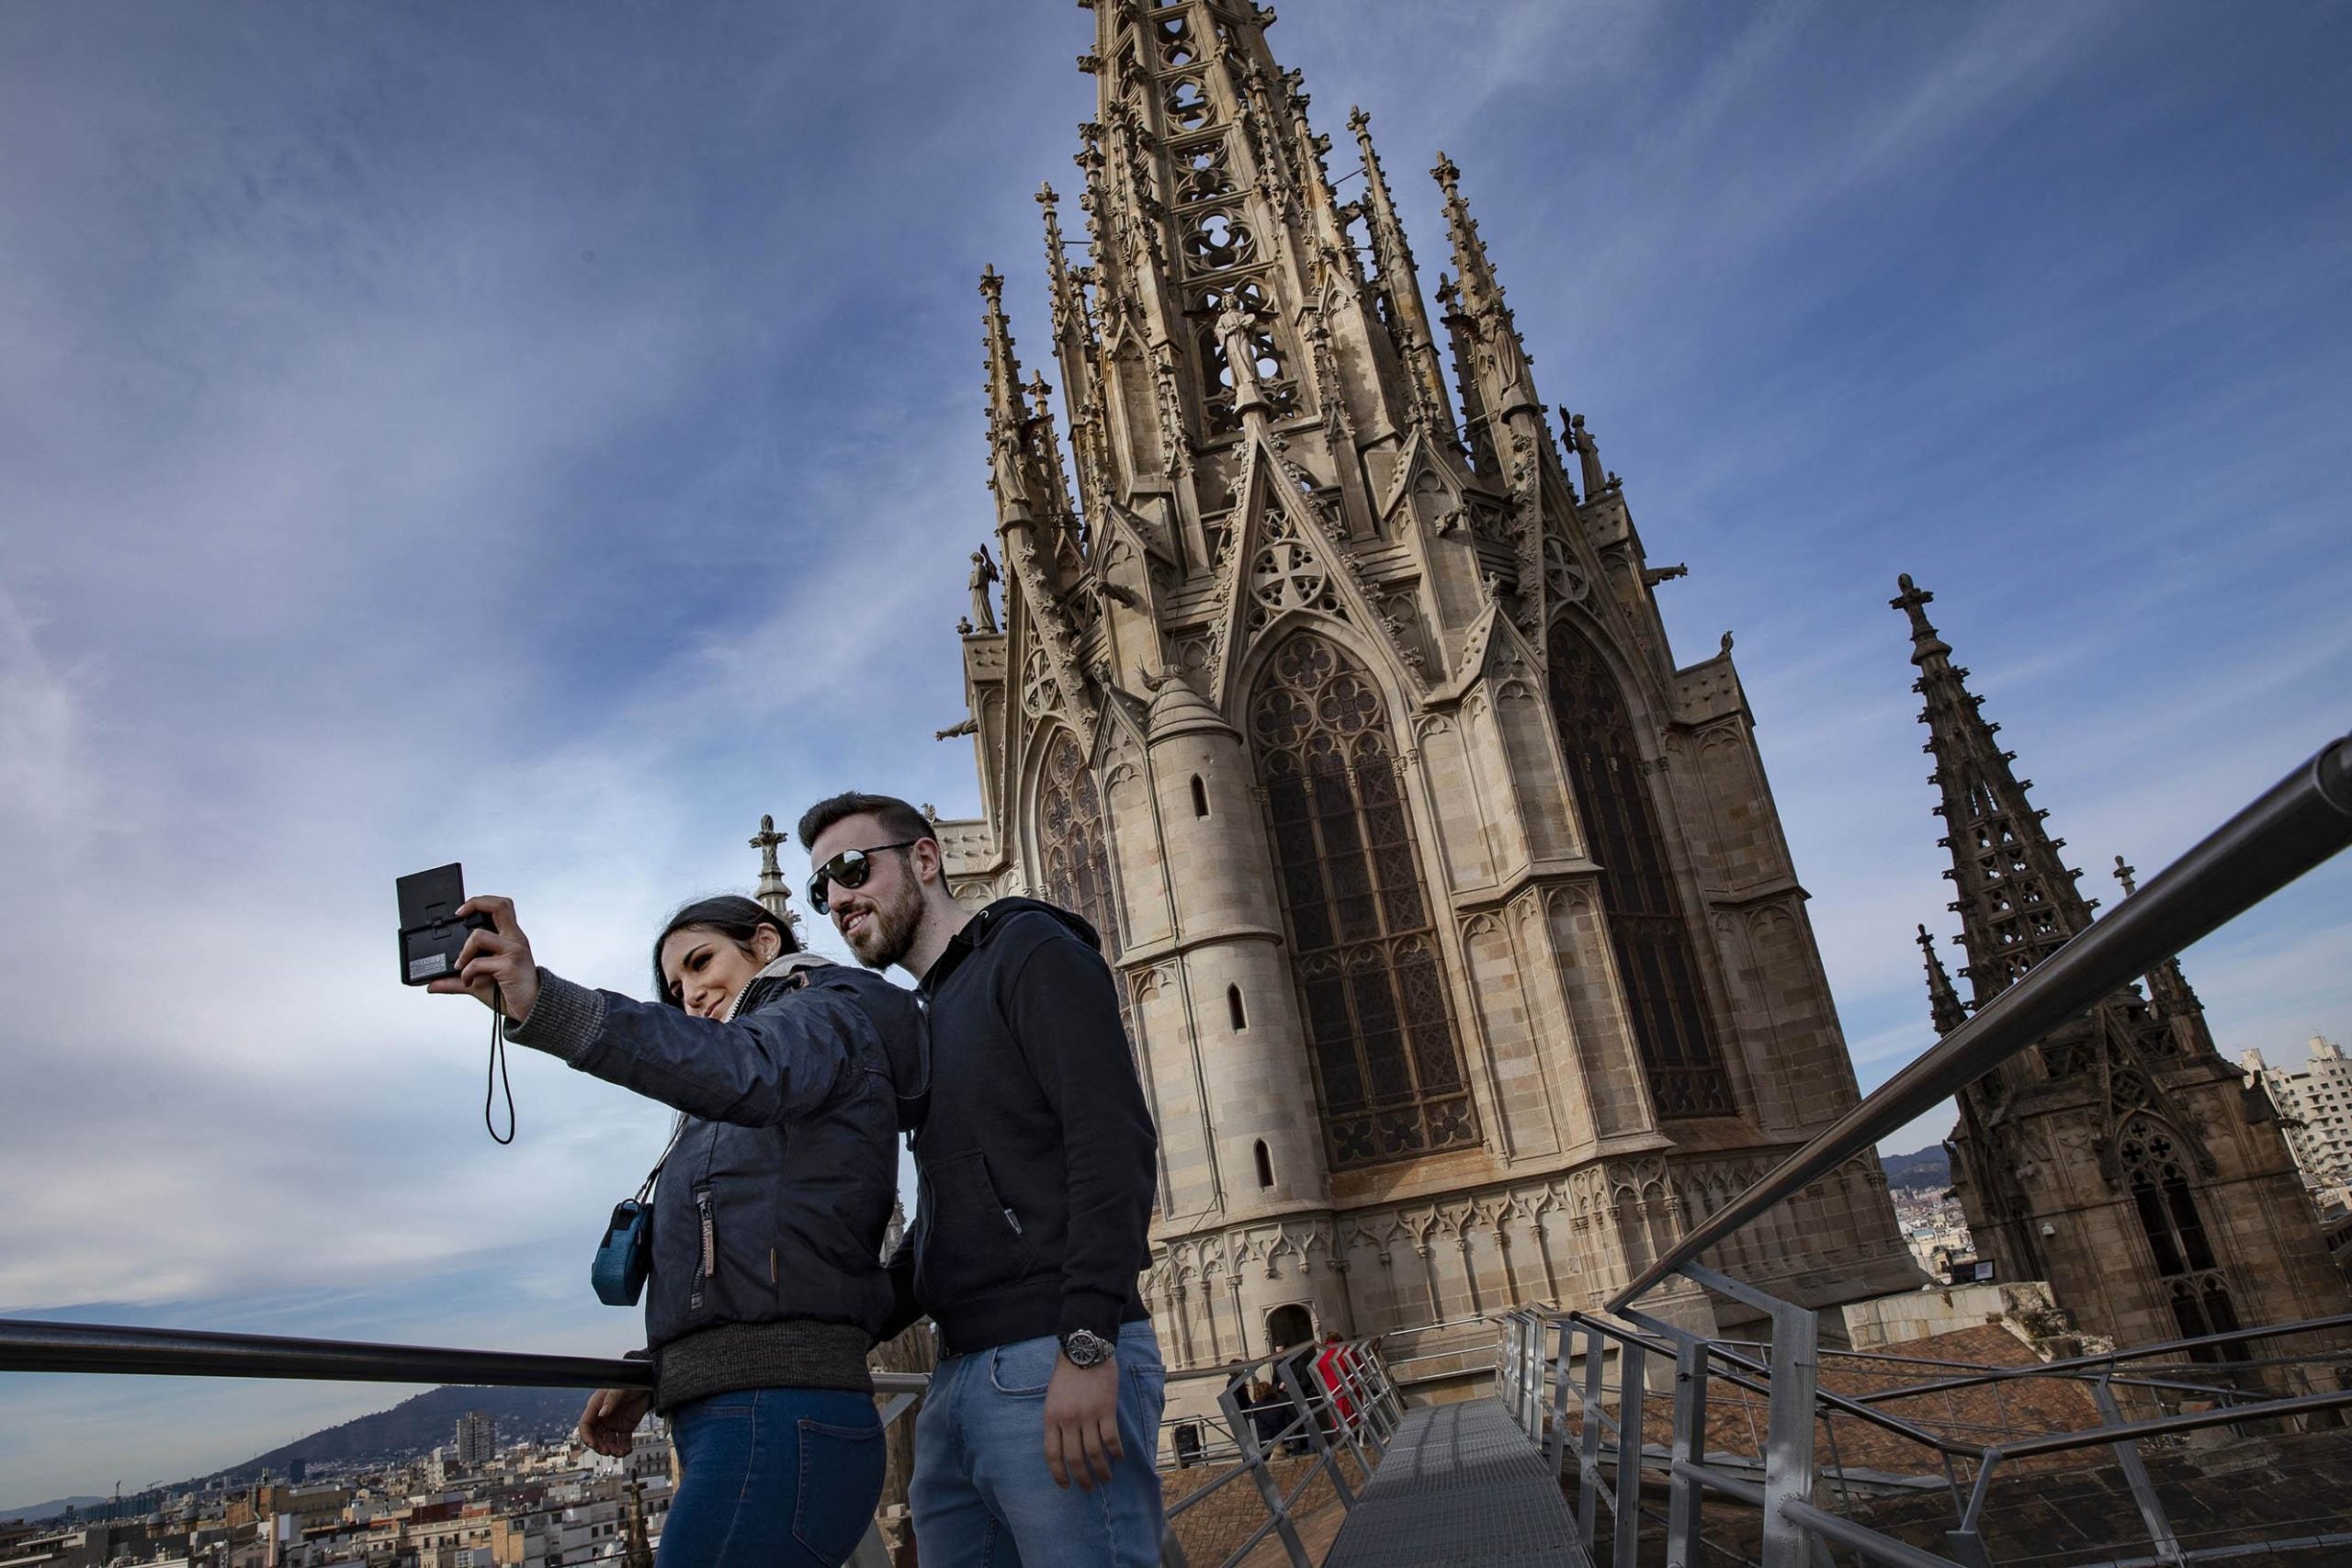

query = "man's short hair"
[797,791,933,853]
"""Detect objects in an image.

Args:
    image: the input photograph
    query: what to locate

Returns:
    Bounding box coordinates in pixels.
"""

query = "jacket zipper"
[1002,1206,1023,1236]
[690,1187,716,1311]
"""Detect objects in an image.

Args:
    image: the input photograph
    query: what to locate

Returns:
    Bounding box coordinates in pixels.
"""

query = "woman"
[431,892,924,1568]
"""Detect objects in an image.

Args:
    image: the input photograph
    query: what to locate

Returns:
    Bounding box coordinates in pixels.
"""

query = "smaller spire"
[2113,852,2204,1018]
[1918,923,1968,1035]
[980,265,1037,522]
[1432,152,1538,422]
[1347,106,1453,434]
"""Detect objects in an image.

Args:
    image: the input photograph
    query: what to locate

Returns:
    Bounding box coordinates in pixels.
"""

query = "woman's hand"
[424,894,540,1023]
[579,1386,653,1456]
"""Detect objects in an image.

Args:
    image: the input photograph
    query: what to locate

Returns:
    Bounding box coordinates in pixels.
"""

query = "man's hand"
[424,894,539,1023]
[578,1387,652,1457]
[1042,1355,1122,1490]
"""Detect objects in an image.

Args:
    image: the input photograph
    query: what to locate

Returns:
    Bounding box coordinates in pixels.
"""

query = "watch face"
[1062,1329,1111,1368]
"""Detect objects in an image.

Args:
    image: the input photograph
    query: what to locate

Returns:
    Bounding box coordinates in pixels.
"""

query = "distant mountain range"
[221,1384,586,1479]
[1,1495,107,1525]
[3,1385,587,1523]
[1880,1145,1951,1191]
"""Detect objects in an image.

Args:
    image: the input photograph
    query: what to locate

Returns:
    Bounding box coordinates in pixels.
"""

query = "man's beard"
[849,878,923,970]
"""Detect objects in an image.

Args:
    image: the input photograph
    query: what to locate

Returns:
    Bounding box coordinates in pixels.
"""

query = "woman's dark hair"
[651,895,799,1008]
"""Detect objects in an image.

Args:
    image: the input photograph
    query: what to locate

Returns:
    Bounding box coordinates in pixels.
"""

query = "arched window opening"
[1254,1140,1274,1190]
[2119,1117,2247,1361]
[1193,774,1211,818]
[1265,1303,1314,1352]
[1548,624,1736,1118]
[1250,631,1478,1169]
[1227,985,1248,1032]
[1038,731,1135,1049]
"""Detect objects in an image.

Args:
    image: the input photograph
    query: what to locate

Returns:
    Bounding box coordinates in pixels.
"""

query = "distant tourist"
[798,792,1166,1568]
[430,892,925,1568]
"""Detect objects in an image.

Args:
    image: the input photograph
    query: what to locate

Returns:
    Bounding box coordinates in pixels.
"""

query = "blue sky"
[3,0,2347,1507]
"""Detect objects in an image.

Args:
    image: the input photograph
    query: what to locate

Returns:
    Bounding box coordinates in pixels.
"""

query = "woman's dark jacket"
[509,954,925,1411]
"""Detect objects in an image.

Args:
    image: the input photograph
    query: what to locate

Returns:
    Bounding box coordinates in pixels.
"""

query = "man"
[797,792,1164,1568]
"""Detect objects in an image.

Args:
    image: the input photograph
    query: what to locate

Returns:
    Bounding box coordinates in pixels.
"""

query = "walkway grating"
[1323,1397,1589,1568]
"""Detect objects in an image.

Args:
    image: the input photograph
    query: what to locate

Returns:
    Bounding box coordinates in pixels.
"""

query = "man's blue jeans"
[659,1386,885,1568]
[910,1321,1167,1568]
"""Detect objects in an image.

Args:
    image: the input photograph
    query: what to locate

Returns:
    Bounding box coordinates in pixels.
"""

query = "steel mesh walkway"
[1323,1397,1589,1568]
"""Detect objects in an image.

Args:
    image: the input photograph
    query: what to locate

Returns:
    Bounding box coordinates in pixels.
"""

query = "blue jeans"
[911,1320,1167,1568]
[659,1387,885,1568]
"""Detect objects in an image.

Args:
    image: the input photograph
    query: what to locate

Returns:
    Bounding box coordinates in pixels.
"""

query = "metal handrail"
[1611,732,2352,1311]
[0,1317,933,1394]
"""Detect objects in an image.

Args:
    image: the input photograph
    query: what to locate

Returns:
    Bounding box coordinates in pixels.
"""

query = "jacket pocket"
[915,1150,1038,1307]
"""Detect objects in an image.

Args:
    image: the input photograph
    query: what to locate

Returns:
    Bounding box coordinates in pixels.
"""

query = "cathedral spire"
[981,265,1039,527]
[1895,573,2097,1006]
[1037,183,1111,521]
[1349,107,1453,437]
[1917,923,1968,1036]
[1432,153,1539,426]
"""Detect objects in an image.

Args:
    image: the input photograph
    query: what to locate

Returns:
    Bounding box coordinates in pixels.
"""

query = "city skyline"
[3,0,2347,1505]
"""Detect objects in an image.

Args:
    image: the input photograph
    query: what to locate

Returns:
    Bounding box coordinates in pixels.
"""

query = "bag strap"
[634,1114,690,1204]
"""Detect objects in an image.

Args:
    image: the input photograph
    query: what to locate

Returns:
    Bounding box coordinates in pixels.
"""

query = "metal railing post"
[1545,1317,1577,1478]
[2092,1372,2185,1564]
[1759,1298,1822,1568]
[1577,1321,1608,1557]
[1665,1337,1709,1568]
[1216,1378,1312,1568]
[1612,1337,1649,1568]
[1276,1349,1358,1508]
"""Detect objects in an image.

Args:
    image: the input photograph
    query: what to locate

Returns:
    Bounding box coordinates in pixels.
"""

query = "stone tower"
[928,0,1918,1364]
[1896,574,2348,1351]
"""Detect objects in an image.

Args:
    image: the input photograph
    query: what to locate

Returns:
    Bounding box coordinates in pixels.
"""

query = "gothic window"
[1158,13,1197,68]
[1037,731,1135,1048]
[1548,624,1736,1118]
[2117,1116,2246,1359]
[1250,632,1478,1169]
[1184,210,1257,273]
[1176,141,1234,204]
[1167,75,1214,131]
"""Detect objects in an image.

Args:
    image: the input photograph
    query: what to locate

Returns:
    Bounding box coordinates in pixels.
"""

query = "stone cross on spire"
[751,814,793,924]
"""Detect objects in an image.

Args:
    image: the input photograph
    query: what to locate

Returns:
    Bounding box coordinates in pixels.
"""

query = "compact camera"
[395,863,492,987]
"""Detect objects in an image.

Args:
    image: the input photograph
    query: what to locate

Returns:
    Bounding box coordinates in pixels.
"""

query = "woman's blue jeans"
[658,1386,886,1568]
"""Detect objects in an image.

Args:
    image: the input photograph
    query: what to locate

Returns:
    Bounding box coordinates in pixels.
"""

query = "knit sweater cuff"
[505,969,605,1064]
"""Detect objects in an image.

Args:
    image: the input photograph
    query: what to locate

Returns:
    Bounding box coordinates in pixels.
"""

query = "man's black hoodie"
[886,897,1158,1354]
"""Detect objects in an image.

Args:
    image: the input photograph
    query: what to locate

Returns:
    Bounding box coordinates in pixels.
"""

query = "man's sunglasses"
[807,840,922,916]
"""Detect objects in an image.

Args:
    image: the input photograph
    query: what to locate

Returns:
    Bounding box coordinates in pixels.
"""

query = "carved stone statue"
[1562,409,1606,501]
[1214,303,1266,411]
[967,545,1001,634]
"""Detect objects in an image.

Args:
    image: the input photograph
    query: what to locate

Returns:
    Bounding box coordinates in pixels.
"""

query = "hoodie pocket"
[916,1151,1039,1306]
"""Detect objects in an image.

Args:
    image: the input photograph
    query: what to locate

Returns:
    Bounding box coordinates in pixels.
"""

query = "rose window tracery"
[1542,535,1589,604]
[1249,631,1478,1169]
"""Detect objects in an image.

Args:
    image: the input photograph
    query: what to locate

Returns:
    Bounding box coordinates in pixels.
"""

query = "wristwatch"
[1060,1327,1114,1369]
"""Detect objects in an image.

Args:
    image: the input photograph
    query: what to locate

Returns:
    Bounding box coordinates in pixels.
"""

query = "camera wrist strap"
[485,1006,515,1145]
